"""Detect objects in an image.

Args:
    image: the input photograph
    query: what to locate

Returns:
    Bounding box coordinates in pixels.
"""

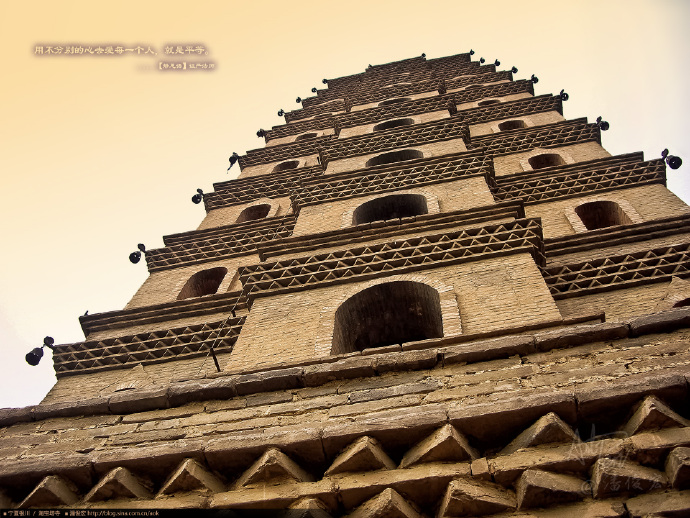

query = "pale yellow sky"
[1,0,689,407]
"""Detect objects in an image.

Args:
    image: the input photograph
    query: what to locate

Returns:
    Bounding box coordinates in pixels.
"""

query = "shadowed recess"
[332,281,443,354]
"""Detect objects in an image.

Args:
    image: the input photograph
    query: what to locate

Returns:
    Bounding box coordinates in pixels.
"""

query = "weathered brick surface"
[469,109,564,137]
[292,176,494,237]
[492,141,609,177]
[526,183,689,239]
[125,254,259,309]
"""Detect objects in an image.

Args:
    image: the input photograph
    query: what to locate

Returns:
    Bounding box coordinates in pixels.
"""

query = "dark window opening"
[373,118,415,132]
[673,298,690,308]
[528,153,565,170]
[575,201,633,230]
[236,204,271,224]
[378,97,411,106]
[177,267,227,300]
[295,132,318,141]
[478,99,500,106]
[332,281,443,354]
[353,194,428,225]
[498,120,526,131]
[365,149,423,167]
[273,160,299,172]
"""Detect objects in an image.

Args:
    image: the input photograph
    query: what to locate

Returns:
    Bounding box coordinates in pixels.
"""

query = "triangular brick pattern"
[321,117,470,166]
[52,317,244,376]
[400,424,478,467]
[515,469,589,509]
[158,458,225,495]
[83,467,152,502]
[494,155,665,204]
[500,412,579,455]
[17,476,79,509]
[234,448,314,487]
[346,488,421,518]
[543,243,690,298]
[239,219,544,301]
[325,436,395,476]
[591,458,667,499]
[437,478,516,517]
[146,216,297,271]
[469,118,600,157]
[1,395,688,512]
[621,396,690,436]
[293,151,492,208]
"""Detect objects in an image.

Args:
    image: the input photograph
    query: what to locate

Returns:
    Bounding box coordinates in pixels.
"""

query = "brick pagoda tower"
[1,52,689,516]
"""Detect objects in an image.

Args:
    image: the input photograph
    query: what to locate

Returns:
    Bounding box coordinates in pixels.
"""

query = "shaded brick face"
[197,197,292,230]
[339,110,451,139]
[292,176,496,237]
[125,255,257,309]
[226,253,559,373]
[325,138,468,175]
[493,141,610,177]
[526,184,690,239]
[469,110,565,138]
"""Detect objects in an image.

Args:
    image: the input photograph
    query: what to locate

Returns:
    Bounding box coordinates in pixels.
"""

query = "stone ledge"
[4,309,690,427]
[629,307,690,337]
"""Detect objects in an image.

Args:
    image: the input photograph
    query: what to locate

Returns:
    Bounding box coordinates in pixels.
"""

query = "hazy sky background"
[1,1,689,408]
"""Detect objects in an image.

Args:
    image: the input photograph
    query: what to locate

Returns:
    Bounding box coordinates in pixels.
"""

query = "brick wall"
[493,141,610,177]
[226,254,559,373]
[238,154,320,179]
[197,197,292,230]
[325,138,468,175]
[125,254,258,309]
[339,110,450,139]
[351,90,438,112]
[292,176,495,237]
[469,110,565,138]
[526,184,690,240]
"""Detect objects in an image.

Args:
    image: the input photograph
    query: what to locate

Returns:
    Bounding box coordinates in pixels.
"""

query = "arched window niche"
[574,200,633,230]
[236,203,271,224]
[273,160,300,172]
[373,118,415,132]
[528,153,565,170]
[352,193,428,225]
[177,267,227,300]
[331,281,444,354]
[378,97,411,107]
[365,149,423,167]
[498,119,526,131]
[295,132,318,141]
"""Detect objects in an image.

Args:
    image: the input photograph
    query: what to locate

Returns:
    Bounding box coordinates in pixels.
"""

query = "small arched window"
[498,120,526,131]
[177,267,227,300]
[273,160,299,172]
[378,97,411,107]
[373,118,415,132]
[528,153,565,170]
[478,99,500,106]
[353,194,428,225]
[574,201,633,231]
[366,149,423,167]
[236,204,271,224]
[332,281,443,354]
[295,132,318,141]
